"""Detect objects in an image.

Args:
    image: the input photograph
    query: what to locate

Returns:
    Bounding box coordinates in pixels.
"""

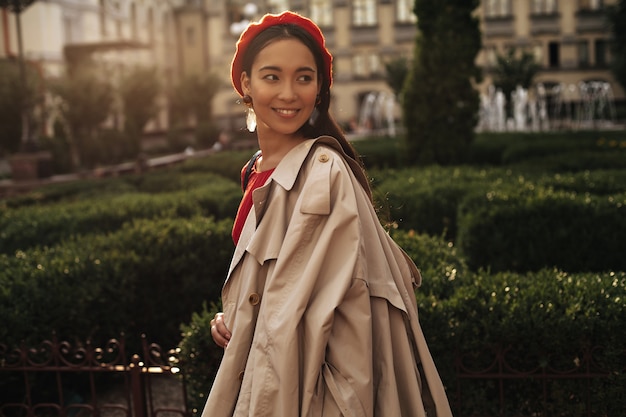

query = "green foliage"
[457,187,626,273]
[51,67,115,168]
[420,268,626,416]
[608,0,626,91]
[0,172,241,254]
[384,56,409,98]
[352,136,403,169]
[402,0,481,165]
[0,60,42,155]
[178,302,224,414]
[0,216,233,350]
[492,48,540,118]
[390,230,467,299]
[119,66,161,155]
[2,133,625,413]
[169,73,222,125]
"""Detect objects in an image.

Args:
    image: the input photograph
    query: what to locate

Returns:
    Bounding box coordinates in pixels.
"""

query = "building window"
[310,0,333,26]
[396,0,416,23]
[369,53,382,77]
[532,0,557,14]
[594,39,607,67]
[548,41,560,67]
[353,0,377,26]
[485,0,511,18]
[578,40,589,67]
[579,0,603,10]
[353,54,367,78]
[352,52,381,78]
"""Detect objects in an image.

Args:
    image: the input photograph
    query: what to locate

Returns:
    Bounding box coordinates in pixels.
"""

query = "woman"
[204,11,453,417]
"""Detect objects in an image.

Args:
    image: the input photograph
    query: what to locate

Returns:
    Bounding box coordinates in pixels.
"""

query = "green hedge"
[176,231,626,416]
[0,174,241,254]
[457,188,626,272]
[370,166,626,273]
[418,268,626,417]
[1,132,625,412]
[0,216,233,350]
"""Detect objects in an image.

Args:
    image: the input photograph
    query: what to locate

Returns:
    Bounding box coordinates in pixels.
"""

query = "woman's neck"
[256,129,306,172]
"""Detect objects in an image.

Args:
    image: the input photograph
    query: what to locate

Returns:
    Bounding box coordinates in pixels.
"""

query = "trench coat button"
[318,153,329,163]
[248,293,260,305]
[238,371,245,381]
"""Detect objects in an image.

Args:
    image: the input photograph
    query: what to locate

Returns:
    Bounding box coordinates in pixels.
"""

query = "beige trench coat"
[201,136,453,417]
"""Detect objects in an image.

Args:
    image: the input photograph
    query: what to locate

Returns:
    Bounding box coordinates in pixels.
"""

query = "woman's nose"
[278,82,297,101]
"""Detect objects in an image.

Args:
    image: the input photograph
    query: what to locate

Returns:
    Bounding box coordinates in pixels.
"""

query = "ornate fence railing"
[453,343,624,417]
[0,334,189,417]
[2,336,623,417]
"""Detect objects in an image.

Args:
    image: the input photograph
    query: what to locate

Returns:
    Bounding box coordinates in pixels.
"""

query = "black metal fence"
[0,334,189,417]
[1,336,623,417]
[454,343,623,417]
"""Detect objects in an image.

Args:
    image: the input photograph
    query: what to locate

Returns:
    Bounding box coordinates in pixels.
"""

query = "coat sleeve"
[240,147,371,416]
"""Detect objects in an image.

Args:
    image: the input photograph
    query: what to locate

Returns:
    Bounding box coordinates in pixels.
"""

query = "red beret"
[230,11,333,97]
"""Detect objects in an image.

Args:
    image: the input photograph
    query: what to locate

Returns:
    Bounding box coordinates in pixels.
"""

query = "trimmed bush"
[177,301,224,414]
[0,216,234,350]
[457,188,626,272]
[419,268,626,417]
[0,174,241,254]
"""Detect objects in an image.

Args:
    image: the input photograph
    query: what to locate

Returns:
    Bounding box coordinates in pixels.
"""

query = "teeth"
[275,109,298,115]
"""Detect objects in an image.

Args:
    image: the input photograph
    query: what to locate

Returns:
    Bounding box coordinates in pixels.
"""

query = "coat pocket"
[319,362,367,417]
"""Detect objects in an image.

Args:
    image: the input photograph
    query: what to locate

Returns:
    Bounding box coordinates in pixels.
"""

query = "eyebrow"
[258,65,316,73]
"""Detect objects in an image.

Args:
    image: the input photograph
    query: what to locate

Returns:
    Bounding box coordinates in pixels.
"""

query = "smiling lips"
[274,108,300,117]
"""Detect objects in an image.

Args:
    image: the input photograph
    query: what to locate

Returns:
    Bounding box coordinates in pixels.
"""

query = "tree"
[384,56,409,99]
[52,67,114,169]
[0,60,41,155]
[169,73,221,125]
[607,0,626,92]
[492,48,540,118]
[402,0,482,165]
[0,0,39,151]
[119,66,161,155]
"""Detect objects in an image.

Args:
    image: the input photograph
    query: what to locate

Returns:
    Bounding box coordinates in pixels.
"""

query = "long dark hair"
[241,24,369,186]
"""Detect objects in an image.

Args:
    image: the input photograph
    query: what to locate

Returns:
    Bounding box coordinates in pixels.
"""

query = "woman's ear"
[240,71,251,95]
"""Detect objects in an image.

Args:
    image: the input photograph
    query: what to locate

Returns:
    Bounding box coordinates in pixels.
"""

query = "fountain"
[478,79,616,132]
[357,91,396,136]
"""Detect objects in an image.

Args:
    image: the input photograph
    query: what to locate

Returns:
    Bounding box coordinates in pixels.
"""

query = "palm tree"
[492,48,540,118]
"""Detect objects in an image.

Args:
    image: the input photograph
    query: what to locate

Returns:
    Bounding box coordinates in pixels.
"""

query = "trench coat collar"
[270,135,370,196]
[228,136,369,279]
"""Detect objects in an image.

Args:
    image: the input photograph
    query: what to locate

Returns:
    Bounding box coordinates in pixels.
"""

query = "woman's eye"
[298,75,313,82]
[263,74,279,81]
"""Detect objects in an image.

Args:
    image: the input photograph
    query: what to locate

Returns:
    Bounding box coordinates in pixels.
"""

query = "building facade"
[0,0,622,136]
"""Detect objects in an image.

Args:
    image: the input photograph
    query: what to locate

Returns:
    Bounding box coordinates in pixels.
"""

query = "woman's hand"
[210,312,231,348]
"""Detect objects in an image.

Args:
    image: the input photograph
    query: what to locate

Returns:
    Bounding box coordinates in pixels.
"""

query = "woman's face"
[241,38,320,140]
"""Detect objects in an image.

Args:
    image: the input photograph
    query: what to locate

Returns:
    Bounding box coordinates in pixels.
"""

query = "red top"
[232,165,275,245]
